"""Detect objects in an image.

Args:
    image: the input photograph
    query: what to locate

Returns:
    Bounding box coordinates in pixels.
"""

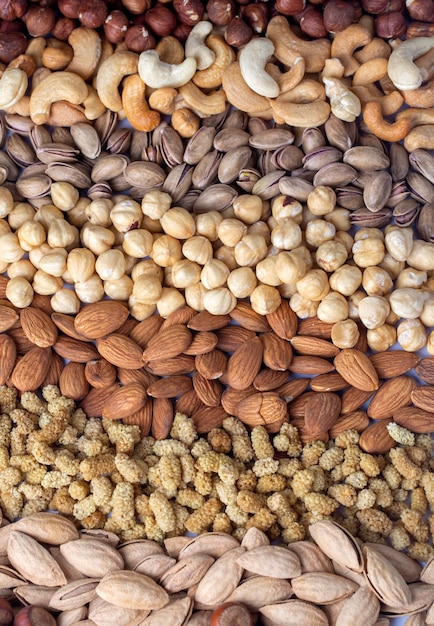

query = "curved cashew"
[238,37,279,98]
[138,50,196,89]
[388,36,434,91]
[66,27,102,80]
[362,101,411,142]
[178,81,227,117]
[47,101,89,126]
[83,85,106,120]
[221,62,273,119]
[155,36,185,65]
[354,38,391,64]
[7,54,36,76]
[185,21,215,70]
[94,37,114,74]
[323,77,361,122]
[415,47,434,83]
[352,58,388,86]
[266,57,305,94]
[396,107,434,129]
[269,99,331,128]
[4,95,30,116]
[193,34,235,89]
[0,68,28,110]
[331,24,372,77]
[122,74,161,132]
[148,87,179,114]
[42,40,74,71]
[276,79,325,104]
[266,16,331,74]
[25,37,46,68]
[350,85,404,116]
[403,78,434,108]
[321,58,345,80]
[29,71,88,125]
[95,50,138,112]
[404,125,434,152]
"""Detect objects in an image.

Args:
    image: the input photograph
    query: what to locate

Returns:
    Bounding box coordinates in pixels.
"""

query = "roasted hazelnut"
[78,0,108,27]
[24,5,56,36]
[0,0,27,21]
[206,0,235,26]
[275,0,306,15]
[224,15,252,47]
[121,0,151,13]
[173,0,204,25]
[406,0,434,21]
[387,0,404,11]
[0,17,23,32]
[172,22,192,41]
[0,599,13,626]
[299,6,327,37]
[374,10,406,37]
[125,24,156,52]
[58,0,81,18]
[145,5,177,37]
[361,0,390,13]
[52,16,77,39]
[104,10,129,43]
[0,31,26,63]
[323,0,355,31]
[406,21,434,37]
[14,606,56,626]
[241,2,269,33]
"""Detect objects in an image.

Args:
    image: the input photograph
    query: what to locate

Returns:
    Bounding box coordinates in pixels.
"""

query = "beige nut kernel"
[316,291,349,324]
[296,269,330,302]
[250,284,281,315]
[6,276,33,308]
[307,186,336,216]
[352,238,385,268]
[227,267,257,298]
[358,295,390,330]
[331,319,360,349]
[397,318,427,352]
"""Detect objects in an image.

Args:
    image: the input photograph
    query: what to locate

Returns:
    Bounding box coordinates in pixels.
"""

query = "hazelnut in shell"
[144,5,177,37]
[206,0,235,26]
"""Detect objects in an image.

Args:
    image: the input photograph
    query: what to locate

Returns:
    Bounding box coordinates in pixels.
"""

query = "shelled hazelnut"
[206,0,236,27]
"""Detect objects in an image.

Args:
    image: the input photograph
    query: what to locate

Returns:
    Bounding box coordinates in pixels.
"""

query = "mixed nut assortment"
[0,0,434,623]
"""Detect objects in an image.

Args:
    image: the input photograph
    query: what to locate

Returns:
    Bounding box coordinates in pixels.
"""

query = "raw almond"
[128,315,165,349]
[235,391,287,427]
[304,392,342,436]
[253,368,289,392]
[59,361,89,401]
[265,299,298,340]
[340,387,374,414]
[183,331,218,355]
[53,336,100,362]
[97,334,145,369]
[152,396,174,439]
[79,383,120,417]
[288,391,315,418]
[367,375,416,420]
[0,305,18,332]
[334,348,379,391]
[20,306,58,347]
[142,324,192,362]
[369,350,420,378]
[0,334,16,385]
[261,332,293,371]
[195,349,227,380]
[147,375,193,398]
[102,382,148,420]
[291,336,339,358]
[191,404,228,433]
[84,358,117,388]
[414,356,434,384]
[411,385,434,412]
[192,372,222,407]
[123,401,153,437]
[358,419,395,454]
[393,406,434,433]
[329,410,369,437]
[51,313,93,342]
[221,386,257,415]
[297,316,333,339]
[310,372,348,392]
[225,336,263,390]
[175,388,203,416]
[276,378,310,401]
[117,368,156,387]
[229,301,271,332]
[215,326,256,352]
[146,355,195,376]
[187,311,230,331]
[160,305,196,329]
[289,356,335,375]
[73,301,129,339]
[42,350,63,387]
[11,346,52,391]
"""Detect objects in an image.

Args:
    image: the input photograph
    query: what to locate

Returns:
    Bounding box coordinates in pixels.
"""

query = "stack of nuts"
[0,2,433,624]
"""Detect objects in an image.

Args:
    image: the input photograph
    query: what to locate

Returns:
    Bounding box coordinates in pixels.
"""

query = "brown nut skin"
[0,31,26,63]
[173,0,204,25]
[14,605,56,626]
[125,23,156,52]
[58,0,81,18]
[210,602,254,626]
[52,15,77,39]
[224,15,252,47]
[374,10,406,37]
[0,17,24,32]
[24,5,56,36]
[406,21,434,37]
[241,2,269,33]
[299,6,327,37]
[145,5,177,37]
[275,0,306,15]
[121,0,152,13]
[323,0,355,31]
[206,0,235,26]
[407,0,434,21]
[0,0,27,21]
[361,0,391,13]
[78,0,108,28]
[172,22,192,41]
[104,10,129,43]
[0,598,13,626]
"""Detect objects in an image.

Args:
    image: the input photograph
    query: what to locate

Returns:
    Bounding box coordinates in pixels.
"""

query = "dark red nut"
[406,0,434,21]
[210,602,254,626]
[0,598,13,626]
[124,24,155,52]
[361,0,391,12]
[172,22,192,41]
[14,606,56,626]
[275,0,306,15]
[224,15,252,47]
[0,32,27,63]
[348,0,363,20]
[386,0,404,11]
[58,0,81,18]
[206,0,235,27]
[241,2,269,34]
[24,5,56,35]
[406,21,434,37]
[374,10,406,37]
[323,0,355,31]
[299,6,327,37]
[173,0,204,25]
[51,16,77,39]
[0,0,27,21]
[144,5,177,36]
[121,0,151,13]
[0,17,23,32]
[104,10,129,42]
[78,0,108,27]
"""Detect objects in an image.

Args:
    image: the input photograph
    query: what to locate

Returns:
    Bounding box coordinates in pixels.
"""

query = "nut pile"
[0,515,433,625]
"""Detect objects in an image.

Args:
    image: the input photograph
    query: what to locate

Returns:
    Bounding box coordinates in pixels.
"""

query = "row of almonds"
[0,512,433,625]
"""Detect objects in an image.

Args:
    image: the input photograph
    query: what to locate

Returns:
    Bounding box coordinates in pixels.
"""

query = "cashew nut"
[350,85,404,116]
[321,58,345,80]
[155,36,185,65]
[0,68,28,110]
[148,87,179,115]
[221,62,273,119]
[388,36,434,91]
[352,58,388,86]
[83,85,106,120]
[269,99,331,128]
[362,101,411,142]
[266,16,331,74]
[95,50,138,112]
[138,50,197,89]
[396,107,434,128]
[403,78,434,108]
[323,77,361,122]
[185,21,215,70]
[66,27,102,80]
[404,125,434,152]
[276,78,326,104]
[354,38,391,64]
[193,34,235,90]
[266,57,305,94]
[238,37,279,99]
[178,81,227,117]
[7,54,36,76]
[122,73,161,132]
[4,95,30,117]
[331,24,372,77]
[47,101,89,126]
[25,37,46,68]
[42,40,74,71]
[415,47,434,83]
[29,71,88,125]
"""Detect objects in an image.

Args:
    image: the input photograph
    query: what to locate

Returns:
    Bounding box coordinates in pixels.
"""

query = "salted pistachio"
[192,150,222,189]
[91,154,129,183]
[193,183,238,213]
[6,134,36,168]
[324,114,356,152]
[70,123,101,160]
[218,146,253,185]
[363,171,392,213]
[183,126,216,165]
[390,142,409,182]
[4,114,34,136]
[407,171,434,203]
[417,202,434,242]
[15,174,51,199]
[279,177,314,202]
[409,149,434,185]
[36,143,80,164]
[248,128,294,150]
[386,181,410,209]
[336,186,364,210]
[302,146,342,172]
[236,168,261,193]
[309,520,363,573]
[0,151,20,180]
[302,127,326,153]
[48,578,99,611]
[159,125,185,168]
[343,146,390,171]
[350,208,392,228]
[313,163,357,188]
[94,108,118,146]
[123,161,165,190]
[363,545,411,608]
[106,127,132,154]
[393,198,421,227]
[271,145,304,171]
[252,170,286,200]
[163,163,194,203]
[45,162,92,189]
[88,182,112,200]
[213,128,250,152]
